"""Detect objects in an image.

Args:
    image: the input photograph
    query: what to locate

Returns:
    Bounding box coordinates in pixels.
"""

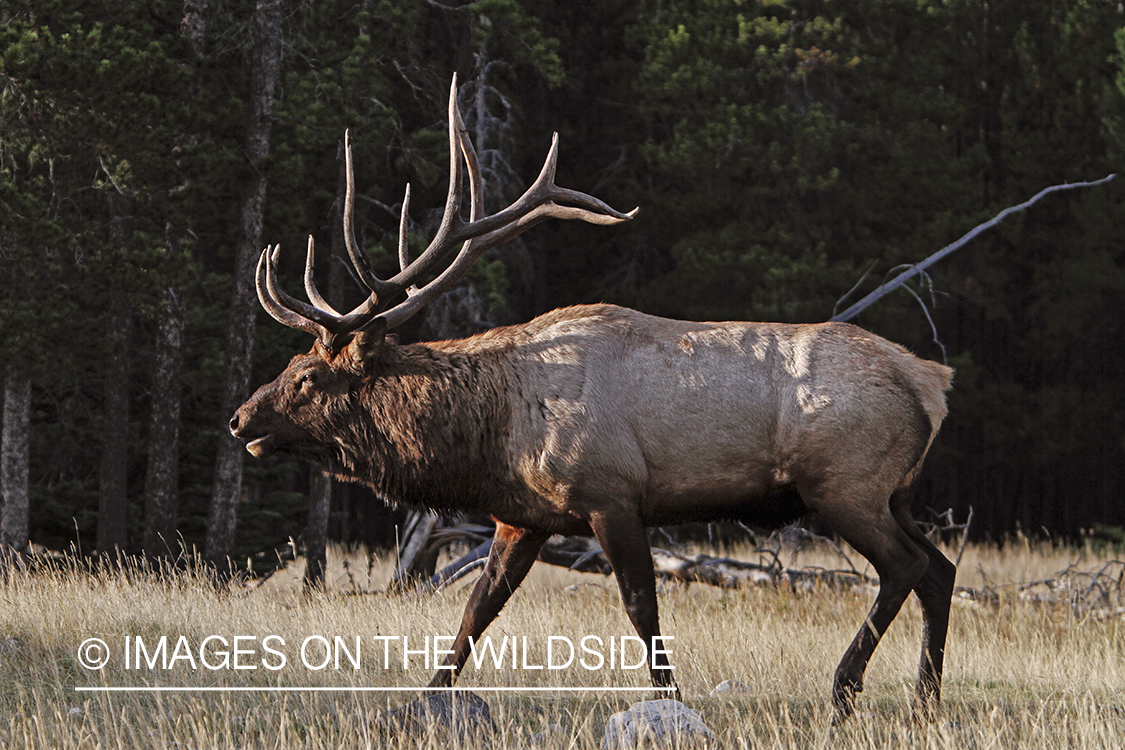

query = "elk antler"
[257,74,638,352]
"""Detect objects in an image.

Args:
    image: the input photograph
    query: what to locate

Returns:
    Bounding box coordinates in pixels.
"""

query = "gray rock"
[710,679,752,695]
[602,699,717,749]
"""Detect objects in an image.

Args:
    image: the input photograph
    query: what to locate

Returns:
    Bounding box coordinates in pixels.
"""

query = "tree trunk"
[304,466,331,589]
[326,139,352,310]
[97,192,133,558]
[1,367,31,556]
[298,152,351,585]
[205,0,283,571]
[143,287,186,559]
[181,0,208,53]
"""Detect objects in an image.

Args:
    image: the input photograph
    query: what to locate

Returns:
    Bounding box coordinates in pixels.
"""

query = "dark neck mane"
[329,343,511,514]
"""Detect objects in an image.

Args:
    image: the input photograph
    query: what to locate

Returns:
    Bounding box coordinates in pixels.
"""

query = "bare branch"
[831,174,1116,323]
[831,260,878,318]
[897,273,948,363]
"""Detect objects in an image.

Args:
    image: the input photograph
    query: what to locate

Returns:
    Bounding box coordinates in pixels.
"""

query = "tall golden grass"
[2,537,1122,748]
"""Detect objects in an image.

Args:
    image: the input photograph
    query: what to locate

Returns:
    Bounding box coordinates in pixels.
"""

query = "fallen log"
[421,535,875,595]
[651,548,876,591]
[408,510,974,597]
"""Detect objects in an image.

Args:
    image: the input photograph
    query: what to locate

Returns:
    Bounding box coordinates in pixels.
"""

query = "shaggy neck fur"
[322,342,513,514]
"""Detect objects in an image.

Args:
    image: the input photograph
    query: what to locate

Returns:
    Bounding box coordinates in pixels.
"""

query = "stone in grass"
[602,699,718,749]
[380,691,496,742]
[710,679,752,696]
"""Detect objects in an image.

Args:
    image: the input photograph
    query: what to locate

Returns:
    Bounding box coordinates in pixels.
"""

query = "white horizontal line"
[76,686,677,693]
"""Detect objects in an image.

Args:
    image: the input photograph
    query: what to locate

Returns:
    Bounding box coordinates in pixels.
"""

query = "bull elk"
[230,76,956,721]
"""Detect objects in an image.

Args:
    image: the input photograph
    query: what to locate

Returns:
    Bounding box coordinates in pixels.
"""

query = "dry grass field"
[1,536,1123,749]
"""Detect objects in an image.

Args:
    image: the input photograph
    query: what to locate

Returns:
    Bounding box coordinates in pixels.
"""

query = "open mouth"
[246,435,276,458]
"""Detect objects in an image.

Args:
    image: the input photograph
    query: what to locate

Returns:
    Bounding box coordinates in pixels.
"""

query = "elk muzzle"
[228,401,277,458]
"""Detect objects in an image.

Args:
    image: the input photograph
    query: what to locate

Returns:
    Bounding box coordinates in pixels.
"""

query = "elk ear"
[347,318,394,370]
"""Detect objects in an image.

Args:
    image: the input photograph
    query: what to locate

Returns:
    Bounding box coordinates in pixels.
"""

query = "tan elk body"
[467,305,949,530]
[231,77,956,722]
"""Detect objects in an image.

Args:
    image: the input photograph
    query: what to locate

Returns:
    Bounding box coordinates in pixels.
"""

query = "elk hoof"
[831,678,863,725]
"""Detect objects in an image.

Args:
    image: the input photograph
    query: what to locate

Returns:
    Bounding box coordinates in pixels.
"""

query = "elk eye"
[301,372,318,386]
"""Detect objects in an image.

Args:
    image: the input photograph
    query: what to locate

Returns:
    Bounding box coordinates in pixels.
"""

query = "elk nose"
[228,413,242,436]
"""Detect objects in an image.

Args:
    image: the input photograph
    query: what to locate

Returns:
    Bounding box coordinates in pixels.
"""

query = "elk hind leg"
[813,492,929,722]
[891,494,956,717]
[588,508,680,700]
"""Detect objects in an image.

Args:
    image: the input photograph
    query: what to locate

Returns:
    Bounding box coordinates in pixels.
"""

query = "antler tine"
[390,107,483,307]
[503,133,637,224]
[376,197,636,331]
[304,235,341,316]
[396,184,421,297]
[389,84,482,298]
[431,72,469,244]
[372,105,638,331]
[377,75,472,294]
[391,130,634,278]
[460,117,484,223]
[397,184,412,272]
[261,242,385,352]
[342,130,400,300]
[264,245,344,332]
[339,78,473,304]
[256,245,334,344]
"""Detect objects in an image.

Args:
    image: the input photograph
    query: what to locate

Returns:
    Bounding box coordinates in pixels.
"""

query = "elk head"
[228,326,388,463]
[229,75,636,460]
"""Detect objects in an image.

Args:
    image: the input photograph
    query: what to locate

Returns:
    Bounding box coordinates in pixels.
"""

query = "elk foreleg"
[427,522,549,688]
[588,509,680,701]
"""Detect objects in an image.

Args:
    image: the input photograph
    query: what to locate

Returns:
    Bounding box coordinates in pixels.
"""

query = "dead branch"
[831,174,1116,324]
[954,506,974,568]
[390,511,440,591]
[652,548,876,591]
[427,539,491,593]
[391,515,491,591]
[956,559,1125,621]
[422,534,613,594]
[537,536,613,574]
